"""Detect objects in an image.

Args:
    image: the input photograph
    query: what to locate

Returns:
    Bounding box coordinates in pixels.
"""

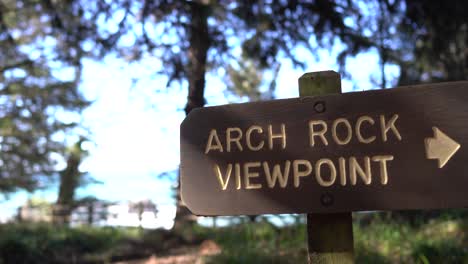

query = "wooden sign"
[180,81,468,216]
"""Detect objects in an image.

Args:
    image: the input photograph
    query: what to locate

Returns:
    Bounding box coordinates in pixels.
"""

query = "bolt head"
[314,101,326,113]
[320,193,334,207]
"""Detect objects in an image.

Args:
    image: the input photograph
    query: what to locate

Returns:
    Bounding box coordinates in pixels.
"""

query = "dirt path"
[114,240,221,264]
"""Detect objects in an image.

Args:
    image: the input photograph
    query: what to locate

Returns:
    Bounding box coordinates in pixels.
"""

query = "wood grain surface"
[181,81,468,216]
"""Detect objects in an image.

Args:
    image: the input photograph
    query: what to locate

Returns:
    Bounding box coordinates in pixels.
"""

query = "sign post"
[298,71,354,263]
[180,74,468,262]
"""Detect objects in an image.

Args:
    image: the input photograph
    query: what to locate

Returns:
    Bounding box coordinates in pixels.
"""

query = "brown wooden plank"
[180,81,468,216]
[307,213,354,263]
[299,71,354,264]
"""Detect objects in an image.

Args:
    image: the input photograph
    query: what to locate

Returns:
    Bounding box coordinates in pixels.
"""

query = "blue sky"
[0,41,399,225]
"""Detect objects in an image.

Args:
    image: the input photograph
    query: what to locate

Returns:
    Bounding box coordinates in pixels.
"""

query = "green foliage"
[226,57,263,102]
[412,242,468,264]
[0,0,90,195]
[195,220,307,264]
[354,211,468,263]
[1,213,468,263]
[194,212,468,263]
[398,1,468,84]
[0,223,139,264]
[225,54,281,102]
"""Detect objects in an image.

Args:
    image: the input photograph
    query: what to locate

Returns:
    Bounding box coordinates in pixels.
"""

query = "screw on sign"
[181,80,468,216]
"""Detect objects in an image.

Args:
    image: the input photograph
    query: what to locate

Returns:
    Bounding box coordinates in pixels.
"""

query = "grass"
[1,210,467,263]
[198,219,308,264]
[354,212,468,263]
[201,211,468,263]
[0,223,141,263]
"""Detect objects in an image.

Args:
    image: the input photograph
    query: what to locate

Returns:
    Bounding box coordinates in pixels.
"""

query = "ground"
[115,240,221,264]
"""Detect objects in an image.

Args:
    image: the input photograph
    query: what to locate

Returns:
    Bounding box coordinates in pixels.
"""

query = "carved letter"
[214,164,232,190]
[332,118,352,145]
[235,163,241,190]
[205,129,223,154]
[350,156,372,185]
[309,120,328,147]
[268,124,287,150]
[293,160,312,188]
[380,114,402,142]
[356,116,376,144]
[263,161,291,188]
[372,155,394,185]
[315,159,337,187]
[246,125,264,151]
[227,127,243,152]
[338,157,347,186]
[244,162,262,189]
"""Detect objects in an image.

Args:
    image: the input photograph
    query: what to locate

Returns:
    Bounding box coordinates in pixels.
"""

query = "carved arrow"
[425,127,461,168]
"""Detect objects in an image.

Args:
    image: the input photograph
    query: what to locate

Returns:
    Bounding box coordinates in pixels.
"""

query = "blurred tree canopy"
[397,1,468,84]
[0,0,89,195]
[0,0,467,227]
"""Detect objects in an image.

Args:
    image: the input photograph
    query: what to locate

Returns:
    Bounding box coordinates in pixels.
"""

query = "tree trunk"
[53,141,84,225]
[87,203,94,225]
[174,1,210,231]
[183,2,209,115]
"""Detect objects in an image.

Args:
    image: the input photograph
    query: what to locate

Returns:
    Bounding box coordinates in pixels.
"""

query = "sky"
[0,41,399,227]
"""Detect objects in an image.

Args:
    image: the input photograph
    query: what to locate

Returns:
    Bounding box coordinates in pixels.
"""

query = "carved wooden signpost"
[180,71,468,263]
[181,80,467,216]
